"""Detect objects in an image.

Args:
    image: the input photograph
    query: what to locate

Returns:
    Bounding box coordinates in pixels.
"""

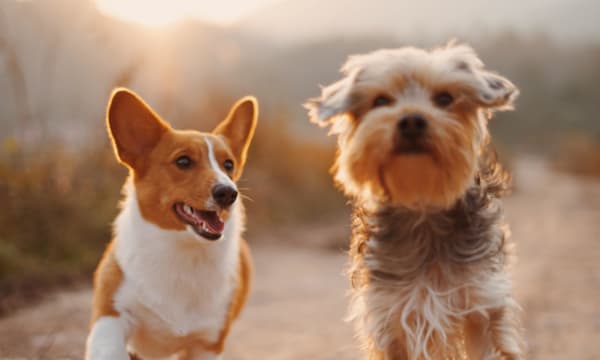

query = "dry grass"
[0,140,124,314]
[552,132,600,178]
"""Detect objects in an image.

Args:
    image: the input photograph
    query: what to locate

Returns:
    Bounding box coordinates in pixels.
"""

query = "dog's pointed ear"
[106,88,170,170]
[213,96,258,169]
[304,67,361,127]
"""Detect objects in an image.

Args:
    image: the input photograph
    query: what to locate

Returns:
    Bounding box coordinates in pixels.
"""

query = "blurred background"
[0,0,599,359]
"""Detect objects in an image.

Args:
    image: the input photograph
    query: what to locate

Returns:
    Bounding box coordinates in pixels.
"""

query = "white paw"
[86,348,130,360]
[185,350,223,360]
[85,316,129,360]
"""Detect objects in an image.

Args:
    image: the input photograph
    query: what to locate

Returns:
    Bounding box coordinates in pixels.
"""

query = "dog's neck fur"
[347,156,513,358]
[112,180,242,339]
[349,154,510,287]
[115,179,243,263]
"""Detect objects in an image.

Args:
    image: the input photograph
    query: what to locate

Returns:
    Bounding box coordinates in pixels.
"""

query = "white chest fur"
[112,183,241,341]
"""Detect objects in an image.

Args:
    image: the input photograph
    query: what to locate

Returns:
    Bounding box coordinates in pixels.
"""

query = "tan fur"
[106,90,170,174]
[213,96,259,176]
[87,88,258,359]
[90,243,123,324]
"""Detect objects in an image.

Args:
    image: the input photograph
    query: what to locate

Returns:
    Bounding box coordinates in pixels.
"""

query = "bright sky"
[95,0,280,27]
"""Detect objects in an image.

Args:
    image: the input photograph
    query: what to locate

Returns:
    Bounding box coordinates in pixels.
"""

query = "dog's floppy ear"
[106,88,170,170]
[471,70,519,111]
[213,96,258,170]
[449,45,519,111]
[304,67,361,127]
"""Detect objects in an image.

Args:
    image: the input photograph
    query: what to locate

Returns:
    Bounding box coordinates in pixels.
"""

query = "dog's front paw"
[85,316,129,360]
[85,347,129,360]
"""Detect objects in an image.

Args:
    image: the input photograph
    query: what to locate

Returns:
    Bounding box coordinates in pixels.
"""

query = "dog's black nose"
[398,114,427,140]
[212,185,238,207]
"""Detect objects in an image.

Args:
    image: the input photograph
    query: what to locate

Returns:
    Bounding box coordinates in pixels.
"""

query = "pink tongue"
[198,211,224,233]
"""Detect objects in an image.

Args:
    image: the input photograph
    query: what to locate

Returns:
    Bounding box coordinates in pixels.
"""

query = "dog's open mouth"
[173,203,224,240]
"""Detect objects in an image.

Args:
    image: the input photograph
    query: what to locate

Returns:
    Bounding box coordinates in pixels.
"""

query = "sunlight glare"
[95,0,278,27]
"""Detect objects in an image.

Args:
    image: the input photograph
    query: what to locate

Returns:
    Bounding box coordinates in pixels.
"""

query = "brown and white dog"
[85,88,257,360]
[306,44,524,359]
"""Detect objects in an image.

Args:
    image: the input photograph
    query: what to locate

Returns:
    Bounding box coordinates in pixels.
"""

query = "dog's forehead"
[205,134,232,156]
[158,130,210,156]
[349,46,482,84]
[171,129,208,144]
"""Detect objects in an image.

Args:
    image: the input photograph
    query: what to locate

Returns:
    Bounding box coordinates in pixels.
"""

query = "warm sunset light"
[95,0,279,27]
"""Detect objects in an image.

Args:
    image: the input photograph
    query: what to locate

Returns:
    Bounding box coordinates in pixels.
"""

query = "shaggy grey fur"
[349,151,511,296]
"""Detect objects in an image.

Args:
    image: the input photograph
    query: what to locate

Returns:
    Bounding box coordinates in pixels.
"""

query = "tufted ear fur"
[446,44,519,111]
[471,70,519,110]
[304,67,362,127]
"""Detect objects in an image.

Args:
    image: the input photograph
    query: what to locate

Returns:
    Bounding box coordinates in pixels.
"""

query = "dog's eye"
[175,155,193,169]
[223,159,234,172]
[372,95,392,108]
[433,92,454,108]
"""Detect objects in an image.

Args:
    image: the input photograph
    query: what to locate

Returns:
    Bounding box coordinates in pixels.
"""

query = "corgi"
[85,88,258,360]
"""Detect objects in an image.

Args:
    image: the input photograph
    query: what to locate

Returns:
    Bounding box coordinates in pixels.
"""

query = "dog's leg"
[488,306,524,360]
[383,346,409,360]
[464,307,523,360]
[369,349,385,360]
[365,337,385,360]
[85,316,129,360]
[179,347,222,360]
[464,314,495,359]
[366,338,408,360]
[357,301,409,360]
[86,245,129,360]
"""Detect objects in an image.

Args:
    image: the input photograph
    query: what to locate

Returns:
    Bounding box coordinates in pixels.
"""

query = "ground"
[0,157,599,360]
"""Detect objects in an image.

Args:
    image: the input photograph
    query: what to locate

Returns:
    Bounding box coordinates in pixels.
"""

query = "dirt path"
[0,245,356,360]
[507,158,600,360]
[1,157,599,360]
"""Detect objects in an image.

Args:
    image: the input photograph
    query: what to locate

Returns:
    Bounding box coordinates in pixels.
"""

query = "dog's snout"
[398,114,427,140]
[212,184,238,208]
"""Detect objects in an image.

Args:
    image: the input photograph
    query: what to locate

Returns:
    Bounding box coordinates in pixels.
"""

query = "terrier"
[306,44,524,360]
[85,88,257,360]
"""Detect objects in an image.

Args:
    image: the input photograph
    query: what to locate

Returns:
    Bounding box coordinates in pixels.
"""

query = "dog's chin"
[173,203,224,241]
[336,131,476,210]
[380,150,473,210]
